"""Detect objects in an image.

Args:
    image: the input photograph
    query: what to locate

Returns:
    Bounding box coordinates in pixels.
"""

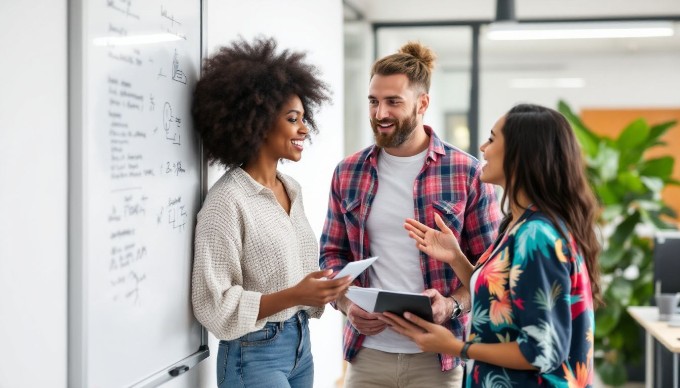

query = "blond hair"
[370,41,436,92]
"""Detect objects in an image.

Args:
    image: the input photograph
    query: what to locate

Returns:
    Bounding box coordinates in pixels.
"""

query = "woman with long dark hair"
[381,104,601,387]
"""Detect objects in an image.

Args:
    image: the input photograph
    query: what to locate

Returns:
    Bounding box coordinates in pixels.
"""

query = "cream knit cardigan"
[191,168,323,340]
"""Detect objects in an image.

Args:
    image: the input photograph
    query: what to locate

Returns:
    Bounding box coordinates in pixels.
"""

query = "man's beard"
[370,105,418,148]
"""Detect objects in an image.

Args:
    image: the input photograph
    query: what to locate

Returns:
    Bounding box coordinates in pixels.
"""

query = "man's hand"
[339,296,387,336]
[423,288,453,324]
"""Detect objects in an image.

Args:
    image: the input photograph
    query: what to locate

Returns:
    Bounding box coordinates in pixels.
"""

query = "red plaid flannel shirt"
[319,126,502,371]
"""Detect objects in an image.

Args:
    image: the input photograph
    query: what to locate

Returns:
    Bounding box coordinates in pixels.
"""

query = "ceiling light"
[488,21,674,41]
[509,78,586,89]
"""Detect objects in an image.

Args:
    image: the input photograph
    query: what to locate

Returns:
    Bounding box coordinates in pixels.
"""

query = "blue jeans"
[216,311,314,388]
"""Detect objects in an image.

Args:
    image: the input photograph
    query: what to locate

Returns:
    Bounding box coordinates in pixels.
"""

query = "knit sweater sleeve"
[191,190,267,340]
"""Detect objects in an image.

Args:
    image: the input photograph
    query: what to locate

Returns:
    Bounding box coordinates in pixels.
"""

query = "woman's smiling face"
[479,115,506,188]
[259,94,309,162]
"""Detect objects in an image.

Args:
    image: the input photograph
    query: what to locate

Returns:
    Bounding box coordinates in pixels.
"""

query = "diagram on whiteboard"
[162,101,181,145]
[171,50,187,84]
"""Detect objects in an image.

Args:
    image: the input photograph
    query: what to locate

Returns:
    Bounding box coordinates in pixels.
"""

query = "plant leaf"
[644,120,677,149]
[660,205,678,218]
[557,100,600,157]
[619,313,648,361]
[611,211,641,246]
[599,246,625,272]
[617,171,645,193]
[605,276,634,306]
[636,199,663,212]
[593,143,619,182]
[600,204,625,222]
[642,211,675,229]
[617,119,649,150]
[595,301,622,338]
[632,269,654,295]
[595,183,621,205]
[639,177,664,193]
[597,358,627,386]
[640,156,674,180]
[623,246,645,267]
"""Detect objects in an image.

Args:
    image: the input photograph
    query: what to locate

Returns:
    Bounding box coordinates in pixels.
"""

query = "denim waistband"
[273,310,308,329]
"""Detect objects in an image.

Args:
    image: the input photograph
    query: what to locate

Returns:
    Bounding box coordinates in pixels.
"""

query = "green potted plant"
[558,100,678,386]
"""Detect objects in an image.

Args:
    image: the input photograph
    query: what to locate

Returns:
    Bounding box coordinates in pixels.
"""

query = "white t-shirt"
[363,148,428,353]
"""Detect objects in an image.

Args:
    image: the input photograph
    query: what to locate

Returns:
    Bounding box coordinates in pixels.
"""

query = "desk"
[627,306,680,388]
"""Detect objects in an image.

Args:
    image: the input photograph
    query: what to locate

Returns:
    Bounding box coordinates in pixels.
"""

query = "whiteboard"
[68,0,208,387]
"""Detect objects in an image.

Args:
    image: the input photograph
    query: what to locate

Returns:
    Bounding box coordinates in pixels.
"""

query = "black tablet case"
[373,291,434,322]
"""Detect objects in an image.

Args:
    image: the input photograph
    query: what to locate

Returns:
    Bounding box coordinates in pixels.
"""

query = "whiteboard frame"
[67,0,209,386]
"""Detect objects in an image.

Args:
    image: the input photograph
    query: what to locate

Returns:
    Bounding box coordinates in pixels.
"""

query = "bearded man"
[319,41,502,388]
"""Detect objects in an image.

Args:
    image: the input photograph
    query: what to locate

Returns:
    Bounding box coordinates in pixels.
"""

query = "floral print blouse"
[466,207,595,388]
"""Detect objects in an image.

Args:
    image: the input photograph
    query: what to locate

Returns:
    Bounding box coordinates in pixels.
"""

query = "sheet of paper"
[346,286,380,312]
[333,256,378,282]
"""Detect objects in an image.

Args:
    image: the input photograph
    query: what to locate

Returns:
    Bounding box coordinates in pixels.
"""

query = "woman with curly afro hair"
[191,37,352,388]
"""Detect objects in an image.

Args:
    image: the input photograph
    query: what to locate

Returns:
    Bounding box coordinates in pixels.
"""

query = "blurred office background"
[1,0,679,387]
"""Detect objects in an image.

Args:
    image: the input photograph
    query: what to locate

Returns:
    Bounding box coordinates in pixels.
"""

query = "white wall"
[0,1,68,387]
[191,1,347,387]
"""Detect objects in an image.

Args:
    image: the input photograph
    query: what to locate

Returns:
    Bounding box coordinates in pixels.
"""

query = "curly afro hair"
[192,36,331,167]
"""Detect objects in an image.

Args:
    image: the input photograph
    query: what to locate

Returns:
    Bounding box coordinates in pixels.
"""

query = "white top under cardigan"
[191,167,323,341]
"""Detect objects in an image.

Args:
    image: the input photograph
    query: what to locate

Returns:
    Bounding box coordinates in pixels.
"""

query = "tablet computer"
[374,290,434,322]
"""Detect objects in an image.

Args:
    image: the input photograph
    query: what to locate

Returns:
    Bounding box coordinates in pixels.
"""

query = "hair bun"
[399,41,436,71]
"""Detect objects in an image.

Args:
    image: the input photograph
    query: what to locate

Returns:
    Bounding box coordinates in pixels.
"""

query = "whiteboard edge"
[198,0,211,351]
[67,0,89,386]
[128,347,210,388]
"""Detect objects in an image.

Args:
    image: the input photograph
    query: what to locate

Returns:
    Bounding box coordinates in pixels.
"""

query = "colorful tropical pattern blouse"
[466,207,595,388]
